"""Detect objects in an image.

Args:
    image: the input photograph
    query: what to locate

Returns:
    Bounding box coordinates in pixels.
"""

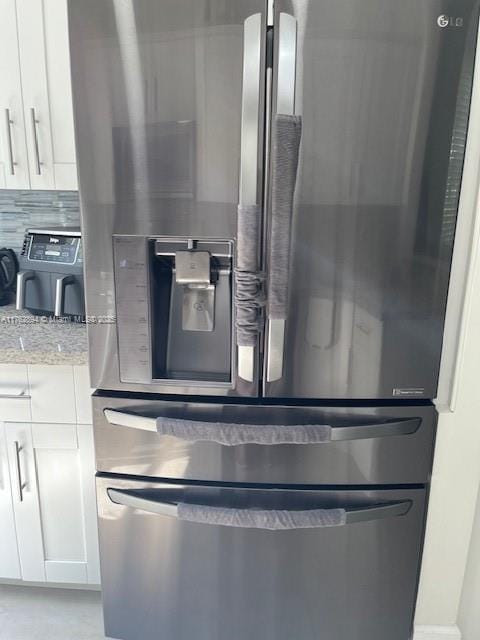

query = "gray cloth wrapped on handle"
[156,416,330,446]
[235,204,265,347]
[268,114,302,320]
[177,503,347,530]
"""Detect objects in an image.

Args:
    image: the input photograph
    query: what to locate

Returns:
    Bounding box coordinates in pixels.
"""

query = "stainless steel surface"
[239,13,262,207]
[108,488,179,518]
[104,408,157,432]
[182,285,215,332]
[15,271,35,311]
[94,394,436,484]
[175,251,211,285]
[29,108,41,175]
[4,109,15,175]
[266,317,285,381]
[276,13,297,115]
[113,236,152,385]
[103,406,421,442]
[54,275,75,317]
[265,12,297,383]
[176,250,215,331]
[14,441,24,503]
[107,485,412,526]
[237,12,263,383]
[237,345,255,382]
[97,476,426,640]
[264,0,480,399]
[267,0,274,26]
[69,0,267,396]
[113,236,232,385]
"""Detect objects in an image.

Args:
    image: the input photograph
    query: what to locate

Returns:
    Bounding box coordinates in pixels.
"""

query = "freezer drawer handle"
[107,489,412,530]
[103,409,420,445]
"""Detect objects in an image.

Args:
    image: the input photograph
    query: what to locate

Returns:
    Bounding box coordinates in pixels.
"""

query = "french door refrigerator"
[68,1,479,639]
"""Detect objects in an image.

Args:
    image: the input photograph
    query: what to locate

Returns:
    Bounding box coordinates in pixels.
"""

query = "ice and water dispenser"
[114,236,233,385]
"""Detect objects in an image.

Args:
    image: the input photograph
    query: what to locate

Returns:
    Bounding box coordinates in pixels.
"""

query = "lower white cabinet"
[0,423,21,579]
[2,421,100,584]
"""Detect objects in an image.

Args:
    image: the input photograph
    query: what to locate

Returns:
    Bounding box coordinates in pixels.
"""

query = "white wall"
[458,486,480,640]
[415,224,480,626]
[413,23,480,631]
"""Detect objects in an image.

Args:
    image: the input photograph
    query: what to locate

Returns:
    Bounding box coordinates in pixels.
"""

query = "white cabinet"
[0,364,31,422]
[28,365,77,424]
[0,0,30,188]
[73,366,93,424]
[0,423,21,579]
[5,422,45,582]
[0,364,100,586]
[0,0,77,190]
[4,422,99,584]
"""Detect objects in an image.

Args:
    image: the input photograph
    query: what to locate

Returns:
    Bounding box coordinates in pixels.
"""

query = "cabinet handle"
[4,109,15,175]
[0,390,30,399]
[14,440,25,502]
[30,108,41,175]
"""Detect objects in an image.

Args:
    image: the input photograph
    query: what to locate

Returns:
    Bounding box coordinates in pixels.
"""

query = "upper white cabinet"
[0,0,30,188]
[0,0,77,190]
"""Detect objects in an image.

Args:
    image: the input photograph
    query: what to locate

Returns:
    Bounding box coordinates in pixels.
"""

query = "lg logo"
[437,14,464,28]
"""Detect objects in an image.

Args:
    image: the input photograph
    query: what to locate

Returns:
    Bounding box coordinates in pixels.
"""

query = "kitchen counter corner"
[0,304,88,365]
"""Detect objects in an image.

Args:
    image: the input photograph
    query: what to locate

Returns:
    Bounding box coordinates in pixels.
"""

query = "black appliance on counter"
[16,226,85,318]
[0,248,18,306]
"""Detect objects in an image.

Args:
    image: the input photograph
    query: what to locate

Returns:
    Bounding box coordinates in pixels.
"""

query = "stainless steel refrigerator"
[68,1,479,639]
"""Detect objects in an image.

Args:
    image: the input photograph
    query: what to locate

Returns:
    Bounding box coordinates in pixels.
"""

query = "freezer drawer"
[93,394,436,484]
[97,476,426,640]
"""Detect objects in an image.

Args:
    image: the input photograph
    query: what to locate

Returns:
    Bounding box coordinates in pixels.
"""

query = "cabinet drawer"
[0,365,31,422]
[28,365,76,423]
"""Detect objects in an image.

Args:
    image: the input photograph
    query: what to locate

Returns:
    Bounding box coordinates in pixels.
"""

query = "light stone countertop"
[0,304,88,365]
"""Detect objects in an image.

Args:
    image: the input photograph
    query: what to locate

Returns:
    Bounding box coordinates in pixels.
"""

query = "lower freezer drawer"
[97,476,427,640]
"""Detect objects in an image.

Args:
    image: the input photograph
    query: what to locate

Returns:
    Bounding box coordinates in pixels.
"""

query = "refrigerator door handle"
[104,409,421,443]
[107,488,412,529]
[267,13,301,383]
[236,13,263,383]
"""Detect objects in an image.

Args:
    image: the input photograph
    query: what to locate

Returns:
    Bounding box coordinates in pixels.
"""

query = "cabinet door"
[41,0,78,189]
[0,0,30,188]
[16,0,77,190]
[0,423,21,579]
[31,422,99,584]
[6,422,100,584]
[5,422,45,582]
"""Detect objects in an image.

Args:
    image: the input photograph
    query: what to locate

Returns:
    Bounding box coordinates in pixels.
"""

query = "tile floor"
[0,585,105,640]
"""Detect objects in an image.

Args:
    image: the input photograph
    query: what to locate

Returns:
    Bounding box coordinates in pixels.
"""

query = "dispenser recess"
[113,236,233,386]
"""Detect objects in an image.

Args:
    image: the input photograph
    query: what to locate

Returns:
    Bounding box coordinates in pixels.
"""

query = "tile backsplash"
[0,190,80,254]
